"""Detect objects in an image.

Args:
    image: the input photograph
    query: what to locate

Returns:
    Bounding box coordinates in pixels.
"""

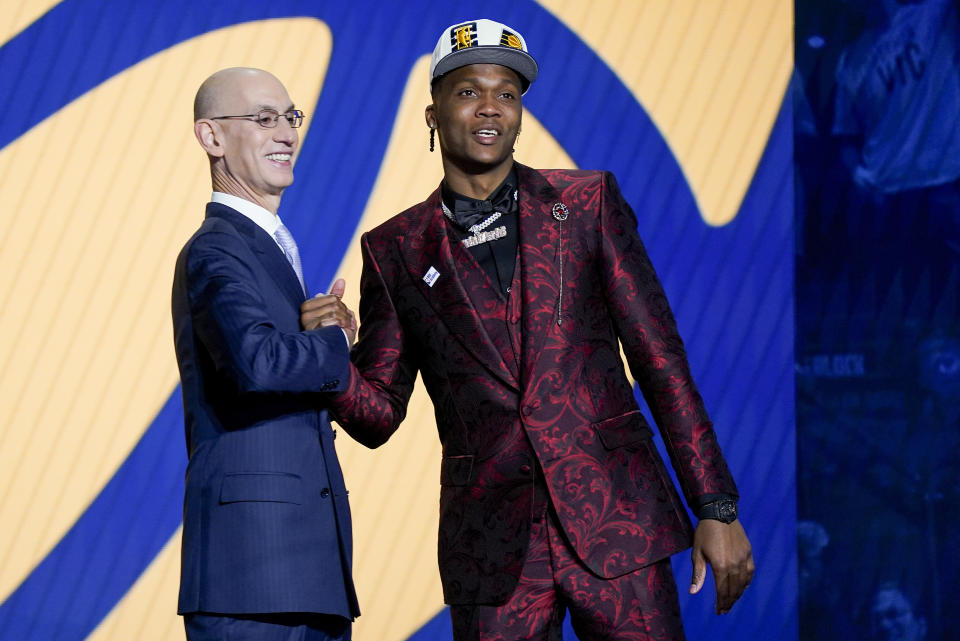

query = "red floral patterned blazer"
[331,164,737,605]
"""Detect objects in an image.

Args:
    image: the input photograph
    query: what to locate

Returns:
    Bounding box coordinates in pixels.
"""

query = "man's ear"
[194,120,224,158]
[424,104,436,129]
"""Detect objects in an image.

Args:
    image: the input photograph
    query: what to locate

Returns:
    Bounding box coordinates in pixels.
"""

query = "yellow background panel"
[332,55,575,641]
[0,1,61,47]
[539,0,792,225]
[0,16,331,615]
[86,530,183,641]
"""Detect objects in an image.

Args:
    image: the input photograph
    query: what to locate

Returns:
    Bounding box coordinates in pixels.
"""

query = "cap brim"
[432,47,538,91]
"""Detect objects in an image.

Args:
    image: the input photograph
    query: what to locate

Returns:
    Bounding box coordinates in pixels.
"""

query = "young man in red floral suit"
[303,19,754,641]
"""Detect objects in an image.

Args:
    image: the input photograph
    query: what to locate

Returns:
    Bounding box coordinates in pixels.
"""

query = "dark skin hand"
[689,518,755,614]
[300,277,357,345]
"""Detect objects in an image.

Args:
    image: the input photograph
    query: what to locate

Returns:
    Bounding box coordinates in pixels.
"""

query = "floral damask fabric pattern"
[331,164,737,605]
[450,512,686,641]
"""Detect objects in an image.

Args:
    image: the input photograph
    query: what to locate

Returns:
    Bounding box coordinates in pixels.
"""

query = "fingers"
[321,308,352,328]
[712,543,755,614]
[710,567,730,613]
[300,291,354,331]
[301,297,346,318]
[345,311,358,347]
[330,277,346,299]
[689,546,706,595]
[316,300,352,328]
[714,567,732,614]
[690,518,755,615]
[732,550,756,607]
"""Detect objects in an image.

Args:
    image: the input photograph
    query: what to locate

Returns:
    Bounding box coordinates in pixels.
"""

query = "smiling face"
[194,68,298,213]
[426,63,522,189]
[870,588,927,641]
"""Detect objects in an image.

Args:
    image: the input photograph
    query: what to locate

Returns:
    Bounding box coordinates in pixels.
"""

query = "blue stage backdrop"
[0,2,795,640]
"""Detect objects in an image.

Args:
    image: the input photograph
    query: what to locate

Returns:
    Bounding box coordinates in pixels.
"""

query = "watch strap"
[699,497,738,523]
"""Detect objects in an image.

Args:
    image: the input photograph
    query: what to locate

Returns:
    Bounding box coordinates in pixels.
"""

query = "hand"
[689,518,754,615]
[300,278,357,344]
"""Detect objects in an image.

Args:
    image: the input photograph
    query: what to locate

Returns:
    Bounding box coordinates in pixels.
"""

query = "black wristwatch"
[699,498,738,524]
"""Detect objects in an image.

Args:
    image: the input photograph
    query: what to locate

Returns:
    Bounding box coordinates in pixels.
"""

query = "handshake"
[300,277,357,344]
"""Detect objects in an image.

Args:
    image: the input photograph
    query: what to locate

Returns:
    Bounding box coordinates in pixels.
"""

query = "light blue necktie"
[274,222,306,295]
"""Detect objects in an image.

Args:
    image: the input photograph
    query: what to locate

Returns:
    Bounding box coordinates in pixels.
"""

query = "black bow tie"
[450,182,516,230]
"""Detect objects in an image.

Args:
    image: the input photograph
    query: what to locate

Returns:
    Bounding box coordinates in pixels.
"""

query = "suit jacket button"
[519,464,531,475]
[320,488,330,498]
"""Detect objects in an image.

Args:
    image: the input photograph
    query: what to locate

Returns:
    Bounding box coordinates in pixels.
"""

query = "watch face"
[719,500,737,523]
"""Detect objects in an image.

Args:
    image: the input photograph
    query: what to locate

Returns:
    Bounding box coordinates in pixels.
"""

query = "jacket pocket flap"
[440,455,475,486]
[220,472,304,505]
[593,410,653,450]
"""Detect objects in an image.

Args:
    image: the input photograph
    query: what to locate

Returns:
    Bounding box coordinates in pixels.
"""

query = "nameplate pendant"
[461,225,507,248]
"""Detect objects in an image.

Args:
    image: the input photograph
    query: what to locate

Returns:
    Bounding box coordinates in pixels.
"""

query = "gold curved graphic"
[0,16,332,630]
[0,1,62,47]
[539,0,792,226]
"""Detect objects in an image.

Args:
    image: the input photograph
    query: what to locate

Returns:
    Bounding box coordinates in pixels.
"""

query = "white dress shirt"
[211,192,285,250]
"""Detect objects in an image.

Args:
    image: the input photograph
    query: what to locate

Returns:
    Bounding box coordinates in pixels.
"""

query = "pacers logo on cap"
[450,22,478,50]
[500,29,523,49]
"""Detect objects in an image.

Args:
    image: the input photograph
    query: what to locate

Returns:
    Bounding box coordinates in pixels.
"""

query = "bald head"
[193,67,285,121]
[192,67,299,213]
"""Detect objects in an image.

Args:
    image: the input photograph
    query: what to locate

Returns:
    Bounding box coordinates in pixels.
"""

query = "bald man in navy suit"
[172,67,359,641]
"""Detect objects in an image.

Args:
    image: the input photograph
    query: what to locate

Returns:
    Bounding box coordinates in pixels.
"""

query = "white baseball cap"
[429,19,539,94]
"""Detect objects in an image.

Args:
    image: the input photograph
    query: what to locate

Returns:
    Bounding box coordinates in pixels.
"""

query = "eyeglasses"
[211,109,305,128]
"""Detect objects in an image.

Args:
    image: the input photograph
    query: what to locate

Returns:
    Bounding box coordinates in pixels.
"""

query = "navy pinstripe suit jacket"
[172,202,359,618]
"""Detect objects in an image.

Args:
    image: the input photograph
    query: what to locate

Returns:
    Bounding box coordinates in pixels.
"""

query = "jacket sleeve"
[328,232,418,448]
[597,171,738,505]
[184,229,349,394]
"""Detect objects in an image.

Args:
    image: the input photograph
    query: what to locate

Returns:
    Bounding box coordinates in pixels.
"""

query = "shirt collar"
[211,192,282,238]
[441,166,518,212]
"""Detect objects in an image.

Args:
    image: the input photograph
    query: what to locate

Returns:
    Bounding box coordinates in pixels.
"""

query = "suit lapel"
[205,203,306,309]
[398,189,519,390]
[516,164,563,389]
